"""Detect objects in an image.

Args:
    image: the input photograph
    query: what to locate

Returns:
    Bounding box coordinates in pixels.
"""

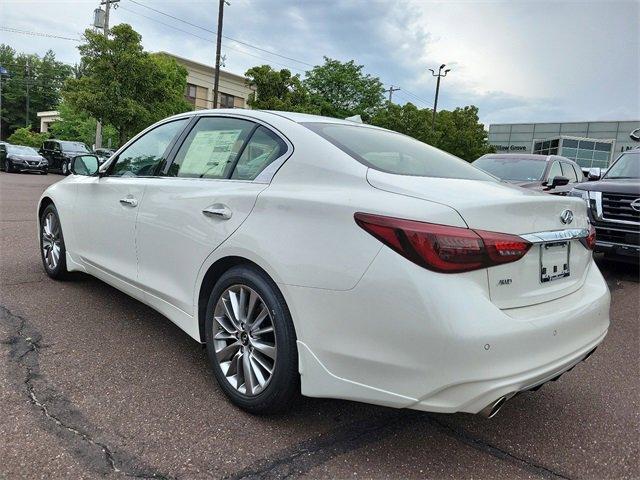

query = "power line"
[126,0,315,68]
[119,5,306,73]
[0,26,81,42]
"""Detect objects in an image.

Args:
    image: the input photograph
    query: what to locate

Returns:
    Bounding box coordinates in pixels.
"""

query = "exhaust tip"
[479,395,509,418]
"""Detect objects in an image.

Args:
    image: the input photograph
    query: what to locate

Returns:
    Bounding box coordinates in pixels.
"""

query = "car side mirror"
[588,167,601,181]
[549,175,570,188]
[71,155,100,176]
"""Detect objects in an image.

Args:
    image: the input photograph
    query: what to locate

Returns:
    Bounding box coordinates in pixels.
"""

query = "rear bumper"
[289,248,610,414]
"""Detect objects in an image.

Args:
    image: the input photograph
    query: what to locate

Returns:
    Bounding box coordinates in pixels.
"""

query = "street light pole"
[212,0,228,109]
[429,64,450,131]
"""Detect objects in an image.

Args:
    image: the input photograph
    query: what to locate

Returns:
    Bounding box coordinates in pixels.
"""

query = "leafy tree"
[434,106,494,161]
[245,65,317,113]
[6,127,50,147]
[49,102,119,148]
[371,103,493,161]
[63,24,191,145]
[0,45,72,139]
[304,57,384,120]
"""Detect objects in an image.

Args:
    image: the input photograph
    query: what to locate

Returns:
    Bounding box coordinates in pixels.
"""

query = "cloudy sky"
[1,0,638,125]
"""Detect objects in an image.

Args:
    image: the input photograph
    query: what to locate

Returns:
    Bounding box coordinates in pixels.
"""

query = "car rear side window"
[110,119,189,177]
[167,117,255,179]
[303,122,495,181]
[561,162,579,182]
[231,126,287,180]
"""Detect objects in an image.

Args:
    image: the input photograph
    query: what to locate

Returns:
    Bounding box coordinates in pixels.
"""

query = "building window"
[219,92,235,108]
[185,83,197,104]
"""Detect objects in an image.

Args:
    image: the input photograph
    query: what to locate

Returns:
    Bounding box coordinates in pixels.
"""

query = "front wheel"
[6,160,13,173]
[205,265,299,414]
[40,204,68,279]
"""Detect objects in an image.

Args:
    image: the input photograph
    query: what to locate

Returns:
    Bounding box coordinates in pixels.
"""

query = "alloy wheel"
[42,212,61,270]
[212,285,277,396]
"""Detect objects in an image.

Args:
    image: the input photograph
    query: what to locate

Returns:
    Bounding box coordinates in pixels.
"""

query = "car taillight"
[580,224,596,250]
[354,212,531,273]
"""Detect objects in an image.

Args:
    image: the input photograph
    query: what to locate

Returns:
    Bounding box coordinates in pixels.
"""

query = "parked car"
[40,140,92,175]
[94,148,116,164]
[569,149,639,258]
[0,144,48,174]
[37,110,609,417]
[473,153,583,195]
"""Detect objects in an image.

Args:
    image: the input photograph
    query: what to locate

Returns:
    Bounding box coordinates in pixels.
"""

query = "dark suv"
[569,149,640,258]
[40,140,92,175]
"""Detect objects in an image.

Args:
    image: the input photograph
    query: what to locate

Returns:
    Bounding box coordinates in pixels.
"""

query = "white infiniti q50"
[38,110,610,417]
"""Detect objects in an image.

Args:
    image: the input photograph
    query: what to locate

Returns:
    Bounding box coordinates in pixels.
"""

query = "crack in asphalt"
[225,411,411,480]
[0,305,173,479]
[426,415,572,480]
[1,303,574,480]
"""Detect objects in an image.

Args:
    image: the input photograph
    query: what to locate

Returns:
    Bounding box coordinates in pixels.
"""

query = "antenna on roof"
[345,114,363,124]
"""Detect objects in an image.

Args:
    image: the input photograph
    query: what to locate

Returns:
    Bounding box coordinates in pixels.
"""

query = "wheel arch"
[38,196,54,223]
[197,255,297,343]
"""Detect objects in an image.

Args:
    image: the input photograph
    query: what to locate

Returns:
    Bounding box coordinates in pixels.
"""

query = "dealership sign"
[491,144,528,152]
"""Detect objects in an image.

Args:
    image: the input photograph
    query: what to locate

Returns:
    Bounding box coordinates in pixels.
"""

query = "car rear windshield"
[473,156,546,181]
[7,145,38,155]
[60,141,90,153]
[303,122,495,180]
[603,153,639,179]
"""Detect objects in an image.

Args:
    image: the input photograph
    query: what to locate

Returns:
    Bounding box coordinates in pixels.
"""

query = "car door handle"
[202,204,232,220]
[119,197,138,207]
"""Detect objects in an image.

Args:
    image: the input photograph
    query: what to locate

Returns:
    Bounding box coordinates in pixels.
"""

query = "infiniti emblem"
[560,209,574,224]
[631,199,640,212]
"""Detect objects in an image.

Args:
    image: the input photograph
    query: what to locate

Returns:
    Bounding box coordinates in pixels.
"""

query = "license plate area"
[540,241,570,283]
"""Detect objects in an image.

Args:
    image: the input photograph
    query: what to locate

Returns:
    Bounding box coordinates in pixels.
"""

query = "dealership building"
[488,120,640,170]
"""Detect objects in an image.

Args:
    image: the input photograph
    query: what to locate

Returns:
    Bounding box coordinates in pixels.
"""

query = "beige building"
[159,52,254,110]
[37,111,61,132]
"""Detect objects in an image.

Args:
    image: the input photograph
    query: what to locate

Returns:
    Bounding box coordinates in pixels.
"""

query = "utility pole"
[94,0,119,148]
[212,0,229,108]
[384,85,401,103]
[25,59,30,128]
[429,64,450,131]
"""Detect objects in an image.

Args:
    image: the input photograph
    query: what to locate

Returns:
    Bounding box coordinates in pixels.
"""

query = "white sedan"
[38,110,610,417]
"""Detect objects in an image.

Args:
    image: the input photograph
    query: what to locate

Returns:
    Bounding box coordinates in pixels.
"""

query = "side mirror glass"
[71,155,100,176]
[588,167,602,181]
[550,175,570,187]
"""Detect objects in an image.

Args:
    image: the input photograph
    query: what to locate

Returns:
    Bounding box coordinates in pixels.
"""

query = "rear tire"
[205,264,299,414]
[6,161,13,173]
[40,204,69,279]
[61,161,69,176]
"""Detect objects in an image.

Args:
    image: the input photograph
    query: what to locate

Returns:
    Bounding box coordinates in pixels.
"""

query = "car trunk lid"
[367,169,593,308]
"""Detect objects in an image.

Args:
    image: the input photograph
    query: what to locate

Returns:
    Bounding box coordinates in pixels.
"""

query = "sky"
[1,0,638,126]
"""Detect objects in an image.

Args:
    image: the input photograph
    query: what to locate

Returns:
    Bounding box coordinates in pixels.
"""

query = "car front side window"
[547,161,562,182]
[167,117,255,179]
[110,119,189,177]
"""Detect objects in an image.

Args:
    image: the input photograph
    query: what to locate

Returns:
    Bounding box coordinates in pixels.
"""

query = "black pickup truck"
[569,149,640,258]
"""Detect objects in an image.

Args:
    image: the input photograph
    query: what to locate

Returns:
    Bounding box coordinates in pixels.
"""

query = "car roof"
[479,153,579,164]
[167,108,373,127]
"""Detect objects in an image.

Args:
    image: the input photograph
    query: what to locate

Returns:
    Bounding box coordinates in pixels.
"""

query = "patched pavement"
[1,172,638,479]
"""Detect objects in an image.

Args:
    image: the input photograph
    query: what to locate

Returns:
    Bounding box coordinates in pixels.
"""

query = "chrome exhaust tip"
[479,395,509,418]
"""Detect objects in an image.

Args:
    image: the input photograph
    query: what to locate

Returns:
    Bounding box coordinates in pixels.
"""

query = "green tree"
[0,45,72,139]
[48,102,119,147]
[433,106,494,161]
[6,127,50,147]
[63,24,191,145]
[371,103,493,161]
[304,57,384,120]
[245,65,316,113]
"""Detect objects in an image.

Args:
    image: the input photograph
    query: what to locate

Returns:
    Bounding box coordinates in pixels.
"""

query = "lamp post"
[429,64,450,131]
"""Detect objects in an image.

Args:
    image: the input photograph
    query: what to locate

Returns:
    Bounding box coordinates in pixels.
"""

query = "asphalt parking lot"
[0,171,638,480]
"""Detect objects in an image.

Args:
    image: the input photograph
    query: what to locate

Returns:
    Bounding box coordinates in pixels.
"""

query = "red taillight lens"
[580,224,596,250]
[354,212,531,273]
